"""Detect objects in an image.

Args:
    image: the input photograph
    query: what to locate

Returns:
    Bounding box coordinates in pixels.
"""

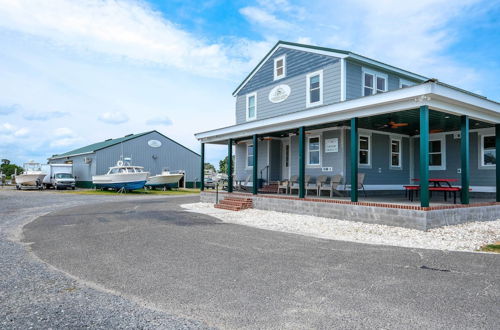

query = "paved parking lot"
[14,192,500,329]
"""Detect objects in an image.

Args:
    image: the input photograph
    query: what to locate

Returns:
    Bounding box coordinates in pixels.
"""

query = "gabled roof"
[232,40,429,96]
[50,130,200,159]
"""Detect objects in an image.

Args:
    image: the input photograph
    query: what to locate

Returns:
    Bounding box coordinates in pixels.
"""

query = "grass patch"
[58,188,200,195]
[480,243,500,253]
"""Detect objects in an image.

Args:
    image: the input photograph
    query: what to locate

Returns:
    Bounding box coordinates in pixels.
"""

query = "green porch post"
[460,116,469,204]
[496,124,500,202]
[299,126,306,198]
[419,106,429,207]
[252,134,258,195]
[200,143,205,191]
[227,139,233,193]
[350,117,358,202]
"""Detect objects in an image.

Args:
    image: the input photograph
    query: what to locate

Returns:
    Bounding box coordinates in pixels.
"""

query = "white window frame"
[246,143,254,169]
[480,134,496,167]
[389,137,402,169]
[399,78,414,88]
[273,55,286,80]
[306,135,322,167]
[358,133,371,167]
[246,92,257,121]
[306,70,323,108]
[429,136,446,171]
[362,68,387,96]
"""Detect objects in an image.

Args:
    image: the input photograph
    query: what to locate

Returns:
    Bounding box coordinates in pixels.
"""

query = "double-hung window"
[429,137,446,170]
[307,136,321,166]
[481,135,496,166]
[363,69,387,96]
[246,144,254,168]
[274,55,286,80]
[359,135,371,166]
[246,93,257,121]
[390,138,402,168]
[306,70,323,107]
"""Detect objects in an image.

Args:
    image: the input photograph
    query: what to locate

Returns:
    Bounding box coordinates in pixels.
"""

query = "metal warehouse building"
[49,130,201,188]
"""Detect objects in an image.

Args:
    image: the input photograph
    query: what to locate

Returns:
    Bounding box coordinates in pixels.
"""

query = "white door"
[282,142,290,180]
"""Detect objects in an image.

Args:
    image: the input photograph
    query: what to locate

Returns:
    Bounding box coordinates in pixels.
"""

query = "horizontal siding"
[413,132,495,187]
[345,130,411,185]
[346,60,421,101]
[236,61,341,124]
[238,47,340,96]
[235,140,269,182]
[49,154,96,182]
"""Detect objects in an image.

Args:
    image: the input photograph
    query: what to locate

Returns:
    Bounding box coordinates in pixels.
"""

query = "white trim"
[197,82,500,143]
[48,151,94,160]
[245,143,254,169]
[282,140,291,179]
[246,92,257,121]
[306,70,323,108]
[362,67,388,96]
[429,135,446,171]
[409,136,414,183]
[340,58,346,101]
[389,136,402,169]
[399,78,414,88]
[273,55,286,80]
[358,133,371,167]
[232,42,427,97]
[306,134,322,167]
[478,132,496,168]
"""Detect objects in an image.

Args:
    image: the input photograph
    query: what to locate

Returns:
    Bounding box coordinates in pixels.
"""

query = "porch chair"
[277,178,291,194]
[358,173,367,197]
[306,176,320,196]
[289,175,310,195]
[314,175,328,196]
[319,174,344,197]
[237,175,252,192]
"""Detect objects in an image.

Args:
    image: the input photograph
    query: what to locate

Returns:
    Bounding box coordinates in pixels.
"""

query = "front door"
[282,142,290,180]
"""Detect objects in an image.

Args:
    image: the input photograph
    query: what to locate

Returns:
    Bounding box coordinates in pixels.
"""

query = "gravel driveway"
[21,194,500,329]
[0,189,209,329]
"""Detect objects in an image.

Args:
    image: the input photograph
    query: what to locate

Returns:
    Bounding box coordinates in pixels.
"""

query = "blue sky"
[0,0,499,167]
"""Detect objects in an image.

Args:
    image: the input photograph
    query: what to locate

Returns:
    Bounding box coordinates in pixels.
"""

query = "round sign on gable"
[148,139,162,148]
[268,84,291,103]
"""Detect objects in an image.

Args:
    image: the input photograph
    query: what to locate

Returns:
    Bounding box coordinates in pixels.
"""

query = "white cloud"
[98,111,129,124]
[0,0,257,78]
[146,116,172,126]
[49,127,81,147]
[239,7,293,31]
[53,127,74,137]
[0,122,29,138]
[23,111,68,121]
[0,104,20,115]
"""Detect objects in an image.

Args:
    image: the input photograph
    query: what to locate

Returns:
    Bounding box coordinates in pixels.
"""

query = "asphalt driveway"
[23,196,500,329]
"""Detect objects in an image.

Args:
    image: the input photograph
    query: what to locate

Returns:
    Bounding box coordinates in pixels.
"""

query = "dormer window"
[274,55,286,80]
[362,68,387,96]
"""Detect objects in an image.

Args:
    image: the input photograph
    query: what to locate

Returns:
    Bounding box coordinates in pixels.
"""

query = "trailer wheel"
[16,184,20,190]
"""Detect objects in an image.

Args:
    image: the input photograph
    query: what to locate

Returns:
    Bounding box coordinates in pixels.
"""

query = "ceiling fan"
[377,119,409,129]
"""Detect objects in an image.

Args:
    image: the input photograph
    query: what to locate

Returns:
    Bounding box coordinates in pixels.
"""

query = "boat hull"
[16,173,46,186]
[92,172,149,191]
[146,173,184,186]
[94,180,147,190]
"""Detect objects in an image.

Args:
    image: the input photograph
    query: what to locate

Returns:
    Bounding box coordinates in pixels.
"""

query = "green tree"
[219,156,235,174]
[0,163,23,178]
[204,162,216,173]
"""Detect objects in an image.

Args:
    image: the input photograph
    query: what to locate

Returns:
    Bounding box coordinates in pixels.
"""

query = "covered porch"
[196,81,500,227]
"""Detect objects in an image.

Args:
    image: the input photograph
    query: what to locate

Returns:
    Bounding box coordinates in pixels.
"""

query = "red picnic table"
[404,178,461,203]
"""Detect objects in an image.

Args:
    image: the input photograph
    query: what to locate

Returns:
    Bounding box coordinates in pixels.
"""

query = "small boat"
[15,161,47,189]
[146,169,184,188]
[92,160,149,191]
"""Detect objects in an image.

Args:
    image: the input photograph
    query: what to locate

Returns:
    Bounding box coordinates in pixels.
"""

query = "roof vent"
[105,138,112,141]
[125,134,133,137]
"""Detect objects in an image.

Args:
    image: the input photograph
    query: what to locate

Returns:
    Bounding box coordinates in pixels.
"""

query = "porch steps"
[259,182,279,194]
[214,197,253,211]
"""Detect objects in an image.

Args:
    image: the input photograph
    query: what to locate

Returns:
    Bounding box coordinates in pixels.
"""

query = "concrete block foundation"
[201,191,500,231]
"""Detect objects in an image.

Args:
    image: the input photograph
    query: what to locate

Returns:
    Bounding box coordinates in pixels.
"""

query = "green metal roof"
[51,131,155,158]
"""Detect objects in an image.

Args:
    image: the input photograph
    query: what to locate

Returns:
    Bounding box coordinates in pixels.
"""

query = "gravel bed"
[181,202,500,252]
[0,190,210,329]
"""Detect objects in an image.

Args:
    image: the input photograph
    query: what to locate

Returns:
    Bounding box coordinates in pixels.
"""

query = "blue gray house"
[195,41,500,229]
[49,130,201,188]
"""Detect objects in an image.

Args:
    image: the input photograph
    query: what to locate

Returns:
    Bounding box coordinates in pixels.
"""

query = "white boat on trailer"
[15,161,47,190]
[92,159,149,191]
[145,169,184,190]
